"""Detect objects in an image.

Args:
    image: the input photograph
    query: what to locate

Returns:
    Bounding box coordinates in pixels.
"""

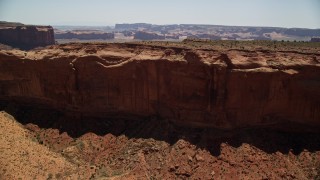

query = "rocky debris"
[0,21,55,50]
[0,111,90,179]
[2,111,320,179]
[1,103,320,179]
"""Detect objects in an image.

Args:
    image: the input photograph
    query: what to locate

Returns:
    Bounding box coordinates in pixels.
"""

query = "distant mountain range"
[53,23,320,41]
[113,23,320,41]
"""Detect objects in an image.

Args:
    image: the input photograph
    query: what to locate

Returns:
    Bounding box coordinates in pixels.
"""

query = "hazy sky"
[0,0,319,28]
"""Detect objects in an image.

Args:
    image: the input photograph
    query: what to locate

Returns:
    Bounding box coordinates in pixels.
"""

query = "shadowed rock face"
[0,24,55,50]
[0,43,319,130]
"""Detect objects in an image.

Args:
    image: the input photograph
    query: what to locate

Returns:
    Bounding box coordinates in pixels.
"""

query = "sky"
[0,0,319,28]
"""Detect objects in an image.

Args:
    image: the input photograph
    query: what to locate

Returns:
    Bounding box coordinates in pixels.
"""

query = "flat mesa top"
[0,41,319,70]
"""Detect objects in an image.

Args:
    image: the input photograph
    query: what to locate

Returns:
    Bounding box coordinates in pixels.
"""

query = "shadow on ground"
[1,102,320,156]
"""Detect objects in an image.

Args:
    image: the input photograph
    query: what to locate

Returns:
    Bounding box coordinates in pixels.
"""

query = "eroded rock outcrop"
[0,22,55,50]
[0,43,319,130]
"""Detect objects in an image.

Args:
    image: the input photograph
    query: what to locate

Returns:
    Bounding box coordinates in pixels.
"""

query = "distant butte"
[0,21,55,50]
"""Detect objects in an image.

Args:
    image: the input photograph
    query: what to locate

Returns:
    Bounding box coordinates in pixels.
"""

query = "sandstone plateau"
[0,41,320,179]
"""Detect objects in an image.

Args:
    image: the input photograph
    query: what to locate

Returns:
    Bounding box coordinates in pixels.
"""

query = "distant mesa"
[122,30,134,37]
[114,23,320,41]
[187,34,221,40]
[0,21,55,50]
[54,31,114,40]
[115,23,153,30]
[311,37,320,42]
[134,31,165,40]
[51,23,320,42]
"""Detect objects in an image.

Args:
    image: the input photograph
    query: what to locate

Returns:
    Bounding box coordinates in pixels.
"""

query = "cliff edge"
[0,42,319,130]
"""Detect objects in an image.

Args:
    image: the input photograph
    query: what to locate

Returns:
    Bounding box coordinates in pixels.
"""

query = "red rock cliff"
[0,43,319,129]
[0,23,55,50]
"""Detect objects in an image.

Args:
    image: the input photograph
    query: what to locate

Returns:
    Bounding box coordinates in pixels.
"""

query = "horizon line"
[51,23,320,30]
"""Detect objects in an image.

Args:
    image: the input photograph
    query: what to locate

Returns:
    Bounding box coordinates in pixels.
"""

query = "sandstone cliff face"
[0,43,319,129]
[0,25,55,50]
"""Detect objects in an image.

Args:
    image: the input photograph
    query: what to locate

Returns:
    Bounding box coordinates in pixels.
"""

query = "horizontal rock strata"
[0,43,319,129]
